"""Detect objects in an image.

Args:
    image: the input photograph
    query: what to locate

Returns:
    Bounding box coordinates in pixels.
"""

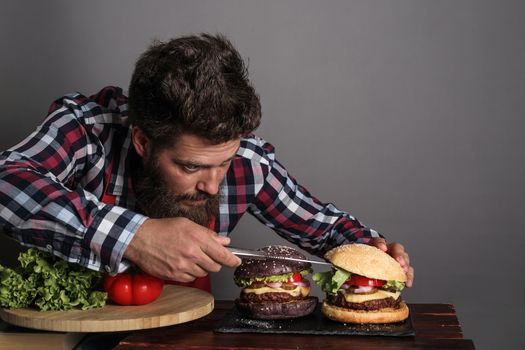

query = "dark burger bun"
[321,300,409,324]
[324,243,407,283]
[235,297,318,320]
[234,245,312,280]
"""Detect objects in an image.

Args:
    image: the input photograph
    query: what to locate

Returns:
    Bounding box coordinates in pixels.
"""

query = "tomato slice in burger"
[347,274,386,287]
[287,272,303,283]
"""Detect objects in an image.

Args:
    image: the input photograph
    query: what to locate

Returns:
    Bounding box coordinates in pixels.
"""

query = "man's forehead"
[167,134,240,161]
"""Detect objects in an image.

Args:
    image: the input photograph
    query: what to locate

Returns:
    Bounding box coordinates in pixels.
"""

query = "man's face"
[132,131,240,226]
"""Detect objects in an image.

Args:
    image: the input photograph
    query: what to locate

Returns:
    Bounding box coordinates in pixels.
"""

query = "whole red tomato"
[103,271,165,306]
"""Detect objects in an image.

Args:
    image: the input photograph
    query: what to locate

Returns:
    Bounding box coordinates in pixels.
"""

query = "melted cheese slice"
[342,289,400,303]
[243,285,310,298]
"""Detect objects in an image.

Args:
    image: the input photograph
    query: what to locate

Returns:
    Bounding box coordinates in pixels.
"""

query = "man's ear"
[131,126,150,158]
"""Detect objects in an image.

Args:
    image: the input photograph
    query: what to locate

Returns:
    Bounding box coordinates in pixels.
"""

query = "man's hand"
[364,237,414,287]
[123,217,241,282]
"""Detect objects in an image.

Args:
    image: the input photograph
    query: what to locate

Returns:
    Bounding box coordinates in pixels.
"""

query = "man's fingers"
[215,235,231,246]
[388,243,408,263]
[175,272,199,283]
[406,266,414,288]
[194,249,225,273]
[201,233,241,267]
[387,242,405,255]
[365,237,387,251]
[213,235,242,266]
[395,252,409,269]
[210,245,241,267]
[386,242,414,287]
[403,251,410,265]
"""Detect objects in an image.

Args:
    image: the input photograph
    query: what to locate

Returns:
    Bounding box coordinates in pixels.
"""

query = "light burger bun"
[325,243,407,283]
[319,243,409,324]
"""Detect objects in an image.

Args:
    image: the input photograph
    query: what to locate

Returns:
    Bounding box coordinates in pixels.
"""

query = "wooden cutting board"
[0,285,213,333]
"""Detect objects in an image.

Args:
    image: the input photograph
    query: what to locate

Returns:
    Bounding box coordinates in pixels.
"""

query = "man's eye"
[183,164,200,173]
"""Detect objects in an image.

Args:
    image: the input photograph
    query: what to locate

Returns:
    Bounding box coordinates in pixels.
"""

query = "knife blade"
[227,246,332,266]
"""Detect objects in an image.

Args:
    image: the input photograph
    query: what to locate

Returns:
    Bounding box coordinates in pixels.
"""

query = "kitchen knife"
[227,246,332,266]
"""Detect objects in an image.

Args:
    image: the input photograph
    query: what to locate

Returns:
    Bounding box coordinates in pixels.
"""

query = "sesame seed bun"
[234,245,311,279]
[324,243,407,282]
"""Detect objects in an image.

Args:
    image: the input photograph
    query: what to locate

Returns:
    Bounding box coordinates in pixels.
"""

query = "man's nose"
[196,168,221,195]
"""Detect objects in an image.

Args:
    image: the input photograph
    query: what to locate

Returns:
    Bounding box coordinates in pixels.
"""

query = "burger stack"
[233,245,318,320]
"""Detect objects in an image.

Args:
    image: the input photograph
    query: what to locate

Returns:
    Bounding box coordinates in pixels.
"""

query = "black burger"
[233,245,318,320]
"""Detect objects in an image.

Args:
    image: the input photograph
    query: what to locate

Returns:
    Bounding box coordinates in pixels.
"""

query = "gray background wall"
[1,1,524,349]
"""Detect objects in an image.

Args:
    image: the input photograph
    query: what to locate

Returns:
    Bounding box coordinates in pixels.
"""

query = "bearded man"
[0,34,413,291]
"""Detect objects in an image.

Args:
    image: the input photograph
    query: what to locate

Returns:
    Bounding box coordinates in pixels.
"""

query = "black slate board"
[214,305,415,337]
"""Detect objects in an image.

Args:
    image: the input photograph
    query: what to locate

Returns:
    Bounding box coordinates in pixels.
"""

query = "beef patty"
[327,292,402,311]
[240,291,305,303]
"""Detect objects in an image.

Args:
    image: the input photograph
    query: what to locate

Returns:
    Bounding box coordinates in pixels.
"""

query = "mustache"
[173,192,218,202]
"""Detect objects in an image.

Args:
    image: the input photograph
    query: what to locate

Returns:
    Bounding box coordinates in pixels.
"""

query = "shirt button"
[104,265,111,273]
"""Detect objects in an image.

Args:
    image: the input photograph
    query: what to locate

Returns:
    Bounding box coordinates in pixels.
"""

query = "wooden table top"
[114,301,476,350]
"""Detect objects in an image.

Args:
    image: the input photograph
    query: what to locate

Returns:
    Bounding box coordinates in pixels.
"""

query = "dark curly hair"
[128,33,261,148]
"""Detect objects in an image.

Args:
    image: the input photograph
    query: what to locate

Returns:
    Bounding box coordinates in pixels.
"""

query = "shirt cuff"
[84,204,148,274]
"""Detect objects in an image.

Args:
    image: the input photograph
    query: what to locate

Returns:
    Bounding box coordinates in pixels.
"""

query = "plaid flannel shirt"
[0,87,381,273]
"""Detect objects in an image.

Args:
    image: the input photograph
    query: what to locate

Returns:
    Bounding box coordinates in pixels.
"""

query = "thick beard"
[132,156,221,227]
